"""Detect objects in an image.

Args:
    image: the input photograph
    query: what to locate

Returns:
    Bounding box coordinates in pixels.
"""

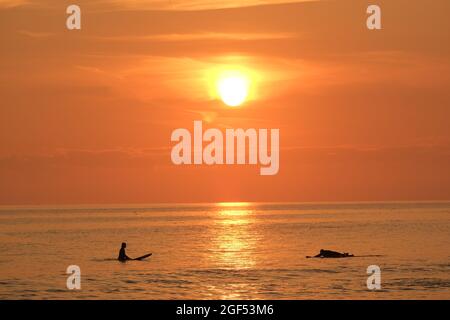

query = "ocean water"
[0,202,449,300]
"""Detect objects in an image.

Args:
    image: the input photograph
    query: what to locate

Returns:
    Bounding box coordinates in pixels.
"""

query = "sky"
[0,0,449,204]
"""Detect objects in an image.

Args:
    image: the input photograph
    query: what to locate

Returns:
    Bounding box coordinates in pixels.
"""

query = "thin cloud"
[17,30,55,38]
[92,0,316,11]
[89,32,296,42]
[0,0,29,8]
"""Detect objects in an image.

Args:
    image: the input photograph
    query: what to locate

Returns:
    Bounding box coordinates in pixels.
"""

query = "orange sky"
[1,0,449,204]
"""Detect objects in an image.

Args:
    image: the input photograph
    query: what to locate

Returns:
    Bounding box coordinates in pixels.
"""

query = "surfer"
[118,242,132,262]
[310,249,354,258]
[117,242,152,262]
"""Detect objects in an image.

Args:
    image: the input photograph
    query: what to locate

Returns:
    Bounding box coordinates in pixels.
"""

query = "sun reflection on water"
[210,203,260,269]
[216,202,253,208]
[205,203,263,299]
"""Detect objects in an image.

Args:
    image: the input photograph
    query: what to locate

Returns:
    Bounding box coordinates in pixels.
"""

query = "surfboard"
[306,255,353,259]
[133,253,152,261]
[306,255,383,259]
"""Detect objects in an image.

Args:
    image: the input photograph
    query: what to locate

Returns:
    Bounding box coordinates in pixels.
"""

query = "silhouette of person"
[314,249,353,258]
[118,242,131,262]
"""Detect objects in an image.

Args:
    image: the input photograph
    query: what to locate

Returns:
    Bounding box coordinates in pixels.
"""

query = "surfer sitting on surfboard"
[309,249,354,258]
[118,242,152,262]
[118,242,132,262]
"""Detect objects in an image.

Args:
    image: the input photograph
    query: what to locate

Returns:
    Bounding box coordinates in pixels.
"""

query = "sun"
[217,71,250,107]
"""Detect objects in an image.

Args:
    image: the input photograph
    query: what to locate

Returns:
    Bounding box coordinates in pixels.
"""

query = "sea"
[0,202,449,299]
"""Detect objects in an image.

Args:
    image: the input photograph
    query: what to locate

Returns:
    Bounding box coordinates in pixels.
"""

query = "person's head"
[121,242,127,249]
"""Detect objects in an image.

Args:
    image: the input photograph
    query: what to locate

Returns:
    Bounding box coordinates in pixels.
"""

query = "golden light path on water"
[206,202,262,299]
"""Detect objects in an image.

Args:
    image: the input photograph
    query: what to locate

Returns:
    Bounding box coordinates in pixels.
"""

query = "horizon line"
[1,199,450,210]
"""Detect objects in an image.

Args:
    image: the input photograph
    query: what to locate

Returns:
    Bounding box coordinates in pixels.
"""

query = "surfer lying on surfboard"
[307,249,354,259]
[118,242,152,262]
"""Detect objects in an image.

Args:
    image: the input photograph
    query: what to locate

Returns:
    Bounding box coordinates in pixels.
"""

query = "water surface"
[0,202,449,299]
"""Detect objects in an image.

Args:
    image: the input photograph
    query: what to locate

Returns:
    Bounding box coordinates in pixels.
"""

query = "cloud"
[0,0,317,11]
[64,0,317,11]
[0,148,170,170]
[0,0,29,8]
[3,1,449,62]
[17,30,55,38]
[89,32,295,42]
